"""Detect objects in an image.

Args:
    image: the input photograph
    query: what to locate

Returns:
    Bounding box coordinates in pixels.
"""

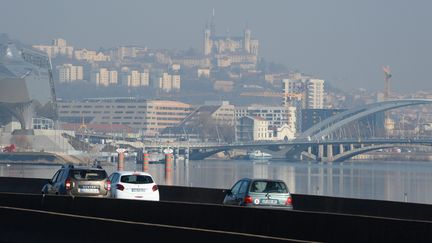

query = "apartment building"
[57,64,83,83]
[282,78,325,109]
[127,70,149,87]
[307,79,325,109]
[92,68,118,86]
[158,72,181,92]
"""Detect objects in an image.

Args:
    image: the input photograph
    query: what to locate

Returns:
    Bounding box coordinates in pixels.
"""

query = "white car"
[108,171,159,201]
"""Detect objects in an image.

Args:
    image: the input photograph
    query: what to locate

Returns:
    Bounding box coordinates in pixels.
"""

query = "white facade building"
[127,70,141,87]
[282,78,325,109]
[307,79,324,109]
[123,70,150,87]
[237,116,271,141]
[158,72,181,92]
[57,64,83,83]
[92,68,118,86]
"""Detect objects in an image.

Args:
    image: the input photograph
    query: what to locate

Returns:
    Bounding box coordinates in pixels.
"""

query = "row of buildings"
[57,98,298,141]
[33,38,110,61]
[33,14,262,93]
[56,63,181,92]
[34,39,183,92]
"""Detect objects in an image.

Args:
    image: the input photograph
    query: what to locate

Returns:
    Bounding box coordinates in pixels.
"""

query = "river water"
[1,159,432,204]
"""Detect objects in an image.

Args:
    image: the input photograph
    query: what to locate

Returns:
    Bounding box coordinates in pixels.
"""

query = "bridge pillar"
[339,144,344,154]
[307,146,312,154]
[117,152,124,171]
[318,144,324,162]
[165,153,173,185]
[143,151,149,172]
[350,144,354,151]
[327,144,334,162]
[174,147,179,168]
[184,147,190,167]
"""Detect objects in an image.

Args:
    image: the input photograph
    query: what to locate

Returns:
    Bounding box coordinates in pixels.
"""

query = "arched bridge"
[113,99,432,162]
[299,140,432,162]
[331,143,429,162]
[287,99,432,161]
[298,99,432,140]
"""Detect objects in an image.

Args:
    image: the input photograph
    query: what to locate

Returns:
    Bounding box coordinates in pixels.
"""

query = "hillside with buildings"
[2,13,432,146]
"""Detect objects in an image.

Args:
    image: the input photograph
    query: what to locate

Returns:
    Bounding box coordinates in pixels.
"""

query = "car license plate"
[131,188,146,192]
[78,185,99,193]
[261,199,278,205]
[78,188,99,193]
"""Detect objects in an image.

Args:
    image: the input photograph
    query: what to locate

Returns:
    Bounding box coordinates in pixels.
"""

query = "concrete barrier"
[0,177,49,194]
[2,176,432,222]
[291,193,432,221]
[1,192,432,242]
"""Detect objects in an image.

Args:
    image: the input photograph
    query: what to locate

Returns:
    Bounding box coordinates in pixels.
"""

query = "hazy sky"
[1,0,431,92]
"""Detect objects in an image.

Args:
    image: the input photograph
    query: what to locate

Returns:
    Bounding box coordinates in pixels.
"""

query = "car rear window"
[120,175,154,184]
[69,169,107,181]
[250,181,288,193]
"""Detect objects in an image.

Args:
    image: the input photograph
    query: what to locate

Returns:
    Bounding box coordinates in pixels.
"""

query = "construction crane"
[382,66,392,100]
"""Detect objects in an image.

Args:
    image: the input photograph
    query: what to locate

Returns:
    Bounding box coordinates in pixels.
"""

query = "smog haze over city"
[1,0,431,92]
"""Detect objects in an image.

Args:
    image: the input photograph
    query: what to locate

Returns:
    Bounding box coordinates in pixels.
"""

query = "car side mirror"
[48,179,53,184]
[225,189,232,195]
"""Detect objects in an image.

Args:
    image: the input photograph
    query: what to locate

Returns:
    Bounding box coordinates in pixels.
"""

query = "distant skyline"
[1,0,431,92]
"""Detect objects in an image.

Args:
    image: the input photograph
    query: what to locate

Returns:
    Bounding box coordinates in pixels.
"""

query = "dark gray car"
[42,164,111,197]
[223,178,293,209]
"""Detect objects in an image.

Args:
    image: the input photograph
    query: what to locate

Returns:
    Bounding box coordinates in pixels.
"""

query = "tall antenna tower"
[382,66,392,100]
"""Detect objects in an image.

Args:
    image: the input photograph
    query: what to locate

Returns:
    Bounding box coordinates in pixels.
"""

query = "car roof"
[241,178,285,183]
[112,171,153,176]
[62,164,106,171]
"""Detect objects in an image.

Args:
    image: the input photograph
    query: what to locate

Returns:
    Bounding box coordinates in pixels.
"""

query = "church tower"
[204,9,216,56]
[204,25,212,56]
[244,27,251,53]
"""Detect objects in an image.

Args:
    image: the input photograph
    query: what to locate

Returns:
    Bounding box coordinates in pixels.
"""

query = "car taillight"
[244,196,253,204]
[152,184,158,192]
[105,179,111,191]
[116,184,125,191]
[65,178,73,190]
[286,196,293,205]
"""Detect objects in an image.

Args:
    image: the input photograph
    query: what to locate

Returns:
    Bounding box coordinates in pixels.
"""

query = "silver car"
[42,164,111,197]
[223,178,293,209]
